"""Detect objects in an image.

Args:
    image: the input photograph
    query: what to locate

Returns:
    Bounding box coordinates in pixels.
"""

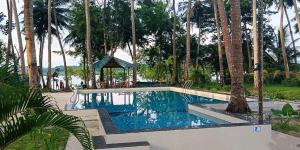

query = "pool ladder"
[69,89,79,108]
[183,80,193,89]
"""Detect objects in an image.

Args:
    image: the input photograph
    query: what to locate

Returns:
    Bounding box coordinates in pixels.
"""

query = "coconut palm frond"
[0,87,56,123]
[0,112,93,150]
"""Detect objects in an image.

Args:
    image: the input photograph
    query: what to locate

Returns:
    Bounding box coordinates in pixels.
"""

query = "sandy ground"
[45,92,300,150]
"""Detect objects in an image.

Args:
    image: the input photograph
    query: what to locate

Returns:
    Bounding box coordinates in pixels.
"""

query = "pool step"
[93,136,150,150]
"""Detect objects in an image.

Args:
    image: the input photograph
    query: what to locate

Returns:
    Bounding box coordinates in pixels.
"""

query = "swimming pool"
[73,91,227,131]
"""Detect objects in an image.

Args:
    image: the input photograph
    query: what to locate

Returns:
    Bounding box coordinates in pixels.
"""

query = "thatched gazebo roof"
[93,56,135,70]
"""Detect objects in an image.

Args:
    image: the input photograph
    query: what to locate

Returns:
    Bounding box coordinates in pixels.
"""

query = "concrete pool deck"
[45,88,300,150]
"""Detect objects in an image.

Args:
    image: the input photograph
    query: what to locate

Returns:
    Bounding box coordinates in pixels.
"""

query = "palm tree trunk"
[39,34,46,88]
[217,0,250,113]
[184,0,191,81]
[253,0,259,89]
[103,0,107,54]
[244,20,252,72]
[12,0,25,77]
[83,53,87,86]
[280,0,290,79]
[24,0,39,87]
[292,0,299,63]
[213,0,224,86]
[172,0,177,84]
[130,0,137,85]
[196,18,201,69]
[6,0,12,66]
[253,0,264,123]
[293,0,300,41]
[85,0,96,89]
[53,8,70,91]
[46,0,52,90]
[284,5,297,64]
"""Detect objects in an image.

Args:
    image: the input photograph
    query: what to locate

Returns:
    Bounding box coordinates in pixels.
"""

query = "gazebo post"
[123,68,126,82]
[100,68,104,82]
[106,68,109,86]
[110,68,113,87]
[127,68,130,87]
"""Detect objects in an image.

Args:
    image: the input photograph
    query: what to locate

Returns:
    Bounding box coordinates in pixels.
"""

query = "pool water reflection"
[74,91,227,131]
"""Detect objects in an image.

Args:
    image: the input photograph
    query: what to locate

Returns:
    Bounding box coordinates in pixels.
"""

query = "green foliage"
[0,63,93,149]
[6,128,69,150]
[282,103,295,116]
[189,68,210,85]
[65,2,104,59]
[271,103,296,117]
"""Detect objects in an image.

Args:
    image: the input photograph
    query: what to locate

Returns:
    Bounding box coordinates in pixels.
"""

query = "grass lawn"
[192,83,300,101]
[245,85,300,101]
[5,128,69,150]
[272,118,300,138]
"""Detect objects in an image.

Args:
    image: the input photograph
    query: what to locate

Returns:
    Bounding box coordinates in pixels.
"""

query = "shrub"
[282,103,294,116]
[281,78,300,87]
[272,70,285,84]
[189,68,210,85]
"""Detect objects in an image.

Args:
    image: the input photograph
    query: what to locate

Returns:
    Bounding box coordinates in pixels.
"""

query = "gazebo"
[93,56,135,88]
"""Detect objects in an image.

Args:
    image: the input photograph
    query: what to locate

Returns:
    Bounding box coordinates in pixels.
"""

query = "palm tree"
[46,0,52,90]
[217,0,251,113]
[292,0,300,41]
[32,0,70,88]
[213,0,224,85]
[24,0,39,87]
[285,0,298,64]
[6,0,13,66]
[12,0,25,78]
[84,0,95,89]
[53,2,70,91]
[252,0,264,123]
[172,0,177,84]
[131,0,137,85]
[184,0,191,81]
[253,0,259,88]
[279,0,290,78]
[0,64,93,149]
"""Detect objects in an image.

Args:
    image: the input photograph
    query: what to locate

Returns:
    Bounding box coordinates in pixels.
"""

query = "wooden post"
[123,68,126,82]
[127,68,130,87]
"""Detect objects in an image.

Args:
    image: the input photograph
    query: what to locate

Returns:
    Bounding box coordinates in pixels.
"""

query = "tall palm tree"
[85,0,96,89]
[12,0,25,77]
[131,0,137,85]
[292,0,300,41]
[279,0,290,78]
[24,0,39,87]
[46,0,52,90]
[253,0,264,123]
[172,0,177,84]
[253,0,259,88]
[6,0,13,66]
[285,0,297,64]
[184,0,191,81]
[217,0,251,113]
[213,0,224,85]
[32,0,70,88]
[53,4,70,91]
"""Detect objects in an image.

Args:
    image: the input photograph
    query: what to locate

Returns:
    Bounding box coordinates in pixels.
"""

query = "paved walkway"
[45,92,300,150]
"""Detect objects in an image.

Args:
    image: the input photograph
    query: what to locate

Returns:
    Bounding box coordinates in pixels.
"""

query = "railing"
[182,80,193,89]
[69,89,79,108]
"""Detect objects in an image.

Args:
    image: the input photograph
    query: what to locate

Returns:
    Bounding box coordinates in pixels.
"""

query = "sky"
[0,0,299,68]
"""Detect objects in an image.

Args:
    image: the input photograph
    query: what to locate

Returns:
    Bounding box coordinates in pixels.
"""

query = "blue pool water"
[75,91,227,131]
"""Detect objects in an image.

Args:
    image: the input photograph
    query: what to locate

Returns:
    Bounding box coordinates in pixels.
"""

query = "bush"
[282,103,295,116]
[272,70,285,84]
[189,68,210,85]
[281,78,300,87]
